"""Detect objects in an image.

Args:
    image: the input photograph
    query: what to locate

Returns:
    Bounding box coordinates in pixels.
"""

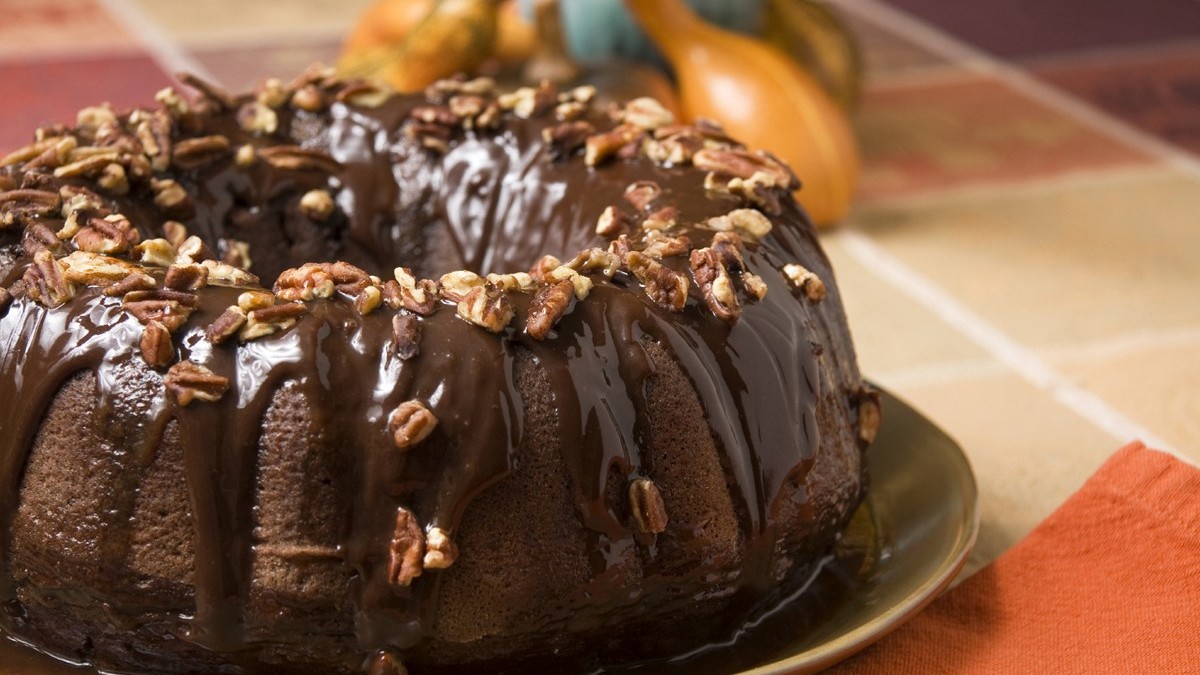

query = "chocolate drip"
[0,76,867,673]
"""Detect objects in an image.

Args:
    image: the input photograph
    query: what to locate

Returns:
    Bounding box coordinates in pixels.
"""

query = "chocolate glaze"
[0,74,868,673]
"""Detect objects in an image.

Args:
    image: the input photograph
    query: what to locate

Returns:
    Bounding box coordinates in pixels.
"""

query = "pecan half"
[622,97,674,131]
[151,178,195,218]
[165,360,229,406]
[22,223,61,257]
[438,270,483,303]
[693,147,798,189]
[387,507,425,586]
[240,302,306,341]
[629,478,668,534]
[61,250,139,287]
[626,252,689,312]
[73,214,139,255]
[102,271,157,297]
[390,399,438,450]
[623,181,660,212]
[123,289,198,332]
[643,231,692,259]
[172,135,231,170]
[392,313,422,360]
[585,125,642,167]
[595,205,631,237]
[205,306,248,345]
[140,320,174,369]
[0,189,62,228]
[23,250,75,307]
[275,262,335,301]
[165,263,209,291]
[525,279,574,340]
[542,120,594,159]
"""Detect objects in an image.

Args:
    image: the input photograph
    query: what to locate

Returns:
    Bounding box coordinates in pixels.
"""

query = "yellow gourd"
[625,0,859,226]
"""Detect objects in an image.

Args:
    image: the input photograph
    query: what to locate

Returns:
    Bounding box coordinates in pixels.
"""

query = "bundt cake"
[0,67,880,674]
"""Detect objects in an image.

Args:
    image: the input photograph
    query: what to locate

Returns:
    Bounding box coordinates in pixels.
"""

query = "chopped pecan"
[22,223,61,256]
[73,214,139,255]
[366,649,409,675]
[1,137,62,167]
[162,220,189,249]
[140,320,174,369]
[155,86,190,118]
[237,290,275,312]
[528,254,562,282]
[456,284,514,332]
[256,77,289,108]
[165,263,208,291]
[642,206,678,231]
[97,163,129,195]
[855,388,882,447]
[564,247,621,277]
[175,235,215,264]
[221,239,253,269]
[705,208,773,240]
[626,252,689,312]
[134,238,177,267]
[355,285,382,315]
[404,121,452,152]
[258,145,344,173]
[390,400,438,450]
[138,109,174,171]
[202,260,259,287]
[554,100,586,121]
[290,84,326,112]
[608,234,633,259]
[693,147,798,189]
[274,262,335,301]
[205,306,248,345]
[390,268,439,315]
[484,272,536,293]
[60,250,139,287]
[172,135,231,170]
[563,84,596,104]
[448,94,485,123]
[235,143,256,167]
[584,125,642,166]
[710,231,746,273]
[336,80,390,108]
[123,289,197,331]
[497,82,555,119]
[643,231,692,259]
[102,271,157,297]
[24,250,75,307]
[58,184,107,218]
[237,101,278,135]
[690,247,740,323]
[743,272,768,300]
[165,360,229,406]
[438,270,484,303]
[241,302,306,341]
[298,189,335,221]
[525,279,574,340]
[783,263,826,302]
[629,478,668,534]
[622,97,674,131]
[392,313,422,360]
[387,507,425,586]
[0,188,62,228]
[595,205,631,237]
[725,171,786,214]
[330,261,372,295]
[542,120,594,159]
[544,266,592,300]
[151,178,195,218]
[623,181,661,212]
[423,527,458,569]
[410,105,459,127]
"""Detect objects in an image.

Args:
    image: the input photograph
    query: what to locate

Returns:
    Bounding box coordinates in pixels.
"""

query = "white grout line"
[833,0,1200,179]
[834,228,1181,457]
[94,0,217,84]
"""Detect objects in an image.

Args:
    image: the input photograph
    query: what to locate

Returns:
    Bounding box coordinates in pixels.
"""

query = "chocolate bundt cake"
[0,68,879,674]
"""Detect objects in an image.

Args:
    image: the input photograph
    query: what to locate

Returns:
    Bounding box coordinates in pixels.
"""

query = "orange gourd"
[625,0,859,226]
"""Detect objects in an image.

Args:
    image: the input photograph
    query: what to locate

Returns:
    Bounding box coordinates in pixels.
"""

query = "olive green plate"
[744,387,980,674]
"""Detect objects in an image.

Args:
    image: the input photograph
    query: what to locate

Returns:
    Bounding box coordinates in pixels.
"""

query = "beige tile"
[854,167,1200,349]
[130,0,375,47]
[822,232,991,382]
[1051,337,1200,459]
[889,372,1123,576]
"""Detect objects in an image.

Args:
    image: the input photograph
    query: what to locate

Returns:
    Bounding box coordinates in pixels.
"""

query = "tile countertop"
[3,0,1197,581]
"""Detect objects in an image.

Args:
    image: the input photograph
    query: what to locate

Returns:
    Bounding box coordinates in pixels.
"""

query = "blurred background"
[2,0,1198,575]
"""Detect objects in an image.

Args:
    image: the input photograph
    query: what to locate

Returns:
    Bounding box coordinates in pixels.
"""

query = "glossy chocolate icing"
[0,72,868,673]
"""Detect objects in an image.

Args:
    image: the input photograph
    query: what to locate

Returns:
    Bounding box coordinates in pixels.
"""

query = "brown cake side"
[0,70,877,674]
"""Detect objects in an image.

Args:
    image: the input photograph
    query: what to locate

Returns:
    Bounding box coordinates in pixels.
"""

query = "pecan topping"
[60,250,139,286]
[165,263,208,291]
[22,223,61,257]
[221,239,253,269]
[390,399,437,450]
[236,101,278,135]
[73,214,139,255]
[585,124,642,166]
[497,82,555,118]
[0,189,62,228]
[355,285,382,315]
[205,306,248,345]
[151,178,195,217]
[389,268,439,315]
[256,77,289,108]
[642,206,678,231]
[275,262,336,301]
[52,153,118,179]
[96,163,129,195]
[783,263,826,302]
[643,231,692,259]
[438,270,484,303]
[291,84,326,112]
[298,189,335,221]
[162,220,189,249]
[337,80,389,108]
[387,507,425,586]
[165,360,229,406]
[690,247,740,323]
[626,252,689,312]
[123,289,198,332]
[622,97,674,131]
[564,248,621,277]
[140,320,174,369]
[484,272,537,293]
[392,313,422,360]
[423,527,458,569]
[542,120,594,159]
[202,260,259,287]
[58,184,107,217]
[529,254,562,282]
[710,231,746,273]
[172,135,232,170]
[175,235,215,264]
[595,205,631,237]
[693,147,798,189]
[544,266,592,300]
[102,271,157,297]
[526,279,574,340]
[743,273,768,300]
[706,208,773,240]
[456,284,514,332]
[241,302,306,341]
[330,261,372,295]
[23,250,75,307]
[623,180,661,212]
[237,290,275,312]
[178,72,237,110]
[629,478,668,534]
[134,238,177,267]
[258,145,344,173]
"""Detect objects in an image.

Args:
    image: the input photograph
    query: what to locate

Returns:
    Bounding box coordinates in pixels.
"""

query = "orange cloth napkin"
[831,441,1200,674]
